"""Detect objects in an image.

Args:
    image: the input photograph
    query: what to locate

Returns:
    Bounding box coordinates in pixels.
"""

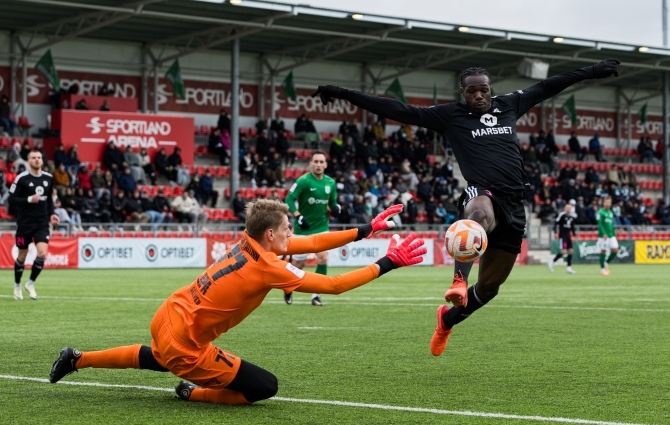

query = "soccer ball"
[444,219,488,262]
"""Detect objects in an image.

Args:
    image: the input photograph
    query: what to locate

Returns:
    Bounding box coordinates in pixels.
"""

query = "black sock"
[566,254,572,266]
[553,253,563,262]
[29,256,45,282]
[454,260,474,282]
[14,259,25,285]
[442,284,490,329]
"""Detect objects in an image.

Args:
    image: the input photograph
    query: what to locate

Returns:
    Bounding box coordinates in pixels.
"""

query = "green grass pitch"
[1,264,669,425]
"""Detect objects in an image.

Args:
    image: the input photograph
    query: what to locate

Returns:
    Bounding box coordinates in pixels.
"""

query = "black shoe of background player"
[49,347,81,383]
[312,296,323,306]
[284,292,293,305]
[176,381,198,400]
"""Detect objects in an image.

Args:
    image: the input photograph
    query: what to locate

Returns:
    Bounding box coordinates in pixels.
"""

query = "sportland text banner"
[634,240,670,264]
[53,110,195,164]
[0,235,78,269]
[78,238,206,269]
[551,239,634,264]
[327,238,435,267]
[433,239,529,266]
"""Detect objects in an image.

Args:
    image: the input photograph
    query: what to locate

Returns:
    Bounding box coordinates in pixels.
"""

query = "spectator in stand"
[256,129,273,160]
[444,198,459,224]
[537,145,555,175]
[168,147,184,181]
[347,119,361,143]
[538,199,556,224]
[61,187,82,230]
[100,99,110,112]
[103,141,124,170]
[125,189,150,225]
[74,98,88,110]
[276,129,295,166]
[198,169,219,207]
[270,115,285,134]
[79,189,99,224]
[399,158,419,191]
[373,120,385,140]
[417,175,432,202]
[217,109,231,133]
[255,117,268,135]
[655,137,664,161]
[329,134,344,165]
[53,143,68,168]
[111,189,127,223]
[98,85,109,96]
[363,124,375,142]
[153,148,172,182]
[0,169,7,206]
[568,131,586,160]
[77,165,92,190]
[637,136,656,163]
[20,140,31,161]
[535,130,546,150]
[186,190,208,226]
[139,190,163,230]
[139,148,156,185]
[589,133,605,162]
[6,141,23,170]
[343,137,356,169]
[53,163,70,194]
[557,164,577,182]
[171,191,193,224]
[116,166,137,194]
[266,152,285,188]
[232,191,247,222]
[0,94,16,136]
[239,152,256,185]
[123,145,146,184]
[545,130,558,156]
[655,199,670,225]
[151,188,172,230]
[584,166,600,185]
[208,128,228,166]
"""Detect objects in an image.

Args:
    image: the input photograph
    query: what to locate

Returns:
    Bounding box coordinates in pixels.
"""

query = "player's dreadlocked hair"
[460,67,490,87]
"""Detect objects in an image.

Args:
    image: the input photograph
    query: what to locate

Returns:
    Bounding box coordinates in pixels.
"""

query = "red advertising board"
[60,94,138,112]
[0,235,78,269]
[51,110,195,164]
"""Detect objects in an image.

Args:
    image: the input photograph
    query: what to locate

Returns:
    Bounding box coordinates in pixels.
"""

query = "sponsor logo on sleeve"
[285,262,305,278]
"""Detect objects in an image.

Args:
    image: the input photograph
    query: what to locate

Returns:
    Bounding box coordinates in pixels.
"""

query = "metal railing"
[529,224,670,250]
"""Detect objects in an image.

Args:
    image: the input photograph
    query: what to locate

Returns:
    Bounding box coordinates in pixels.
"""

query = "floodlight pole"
[230,36,240,204]
[664,0,668,47]
[21,52,27,117]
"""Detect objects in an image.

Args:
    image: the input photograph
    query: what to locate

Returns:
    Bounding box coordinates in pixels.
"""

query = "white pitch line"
[2,294,670,313]
[0,375,654,425]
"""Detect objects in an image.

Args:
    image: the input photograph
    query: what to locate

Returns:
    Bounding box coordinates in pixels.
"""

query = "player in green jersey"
[284,151,341,306]
[596,196,618,276]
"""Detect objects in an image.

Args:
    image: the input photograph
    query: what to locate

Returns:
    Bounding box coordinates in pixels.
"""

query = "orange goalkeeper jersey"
[165,229,379,348]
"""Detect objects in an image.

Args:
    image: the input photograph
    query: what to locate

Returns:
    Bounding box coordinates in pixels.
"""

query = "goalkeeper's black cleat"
[176,381,198,400]
[284,291,293,305]
[49,347,81,383]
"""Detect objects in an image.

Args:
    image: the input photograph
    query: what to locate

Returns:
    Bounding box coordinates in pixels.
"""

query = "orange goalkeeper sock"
[77,344,142,369]
[189,387,250,405]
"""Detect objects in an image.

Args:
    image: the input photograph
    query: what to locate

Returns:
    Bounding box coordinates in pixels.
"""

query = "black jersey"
[344,67,596,194]
[554,211,577,238]
[8,170,55,229]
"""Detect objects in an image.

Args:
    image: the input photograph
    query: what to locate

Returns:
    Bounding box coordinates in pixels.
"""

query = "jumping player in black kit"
[549,201,577,274]
[8,149,59,300]
[311,58,620,356]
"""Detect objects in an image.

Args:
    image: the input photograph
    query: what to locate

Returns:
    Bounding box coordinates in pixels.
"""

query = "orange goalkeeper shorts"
[150,302,242,389]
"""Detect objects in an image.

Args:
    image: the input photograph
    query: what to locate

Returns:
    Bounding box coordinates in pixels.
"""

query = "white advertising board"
[78,238,207,269]
[328,239,434,267]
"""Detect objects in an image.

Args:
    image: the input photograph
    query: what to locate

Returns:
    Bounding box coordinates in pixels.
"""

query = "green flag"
[561,95,577,126]
[165,59,185,99]
[281,71,297,101]
[639,103,648,124]
[433,83,438,106]
[385,78,408,104]
[35,49,60,91]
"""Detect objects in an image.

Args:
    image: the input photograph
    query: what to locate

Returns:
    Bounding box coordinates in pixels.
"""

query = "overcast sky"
[281,0,664,48]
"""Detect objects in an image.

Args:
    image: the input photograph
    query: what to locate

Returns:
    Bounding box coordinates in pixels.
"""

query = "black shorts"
[15,226,50,250]
[558,235,573,250]
[458,186,526,254]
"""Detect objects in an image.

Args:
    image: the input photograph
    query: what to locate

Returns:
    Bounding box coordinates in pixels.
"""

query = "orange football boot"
[445,271,468,307]
[430,304,453,356]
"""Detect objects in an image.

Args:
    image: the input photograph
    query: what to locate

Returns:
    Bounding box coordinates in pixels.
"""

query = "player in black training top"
[8,149,59,300]
[312,58,620,356]
[549,201,577,274]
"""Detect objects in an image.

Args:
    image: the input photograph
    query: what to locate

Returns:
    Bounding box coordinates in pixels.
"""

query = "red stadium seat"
[0,136,10,148]
[172,186,183,196]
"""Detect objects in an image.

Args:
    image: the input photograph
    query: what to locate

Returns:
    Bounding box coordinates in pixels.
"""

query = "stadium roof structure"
[2,0,670,102]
